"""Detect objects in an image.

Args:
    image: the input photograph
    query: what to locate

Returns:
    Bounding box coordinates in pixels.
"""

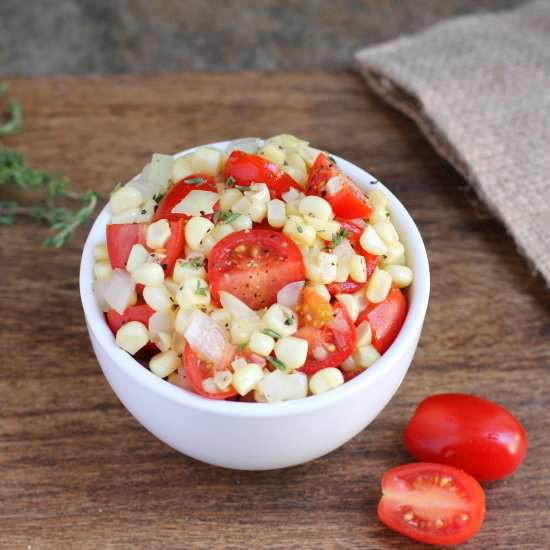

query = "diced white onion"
[102,268,135,314]
[276,280,305,308]
[183,310,228,365]
[225,137,263,155]
[148,311,175,340]
[220,291,259,321]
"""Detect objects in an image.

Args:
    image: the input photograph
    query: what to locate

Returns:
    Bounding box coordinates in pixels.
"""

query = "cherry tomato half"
[404,394,528,481]
[297,303,356,375]
[356,285,407,354]
[224,150,302,199]
[308,153,373,219]
[377,463,485,546]
[208,229,305,310]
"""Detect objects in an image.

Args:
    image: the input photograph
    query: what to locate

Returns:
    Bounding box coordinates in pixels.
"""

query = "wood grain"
[0,72,548,550]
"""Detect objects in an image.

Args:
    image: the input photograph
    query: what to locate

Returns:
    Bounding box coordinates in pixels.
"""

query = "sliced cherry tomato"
[183,344,237,400]
[308,153,373,219]
[106,223,147,270]
[224,150,302,199]
[161,218,185,275]
[152,174,217,221]
[297,286,334,327]
[297,303,356,375]
[326,280,364,296]
[378,463,485,546]
[356,285,407,354]
[208,229,305,310]
[106,304,157,351]
[404,394,528,482]
[337,218,379,278]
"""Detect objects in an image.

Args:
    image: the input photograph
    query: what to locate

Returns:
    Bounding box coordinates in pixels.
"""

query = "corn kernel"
[210,223,235,243]
[115,321,149,354]
[110,185,144,213]
[286,151,307,174]
[382,241,405,265]
[309,367,344,395]
[267,199,286,228]
[143,285,173,312]
[334,261,350,283]
[152,331,172,353]
[263,304,298,337]
[111,208,143,224]
[312,283,331,302]
[274,336,308,370]
[126,243,149,272]
[232,363,264,396]
[285,165,306,186]
[354,344,381,368]
[248,199,267,223]
[298,195,333,221]
[366,268,392,303]
[214,370,233,391]
[248,183,270,204]
[304,250,338,284]
[231,214,253,231]
[367,189,388,210]
[383,264,413,288]
[230,318,261,345]
[210,308,232,334]
[185,216,213,251]
[373,220,399,245]
[313,220,342,241]
[249,331,275,357]
[171,154,194,182]
[259,143,286,166]
[359,225,388,256]
[335,293,359,322]
[175,307,194,334]
[93,260,112,281]
[172,256,206,283]
[283,216,316,246]
[349,254,367,283]
[176,276,210,309]
[93,243,109,261]
[219,188,243,211]
[149,350,179,378]
[191,146,223,176]
[146,218,171,249]
[356,320,372,346]
[131,262,164,287]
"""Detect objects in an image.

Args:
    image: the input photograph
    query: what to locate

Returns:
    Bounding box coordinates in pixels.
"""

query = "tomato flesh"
[208,229,305,310]
[183,344,237,400]
[356,285,407,353]
[404,394,528,481]
[297,303,356,375]
[307,153,373,219]
[153,174,217,221]
[224,150,302,199]
[326,280,364,296]
[378,463,485,546]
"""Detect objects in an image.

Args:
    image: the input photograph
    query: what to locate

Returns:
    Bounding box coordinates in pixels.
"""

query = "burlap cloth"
[356,0,550,285]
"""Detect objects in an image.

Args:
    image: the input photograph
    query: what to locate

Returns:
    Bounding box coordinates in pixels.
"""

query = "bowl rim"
[80,140,430,418]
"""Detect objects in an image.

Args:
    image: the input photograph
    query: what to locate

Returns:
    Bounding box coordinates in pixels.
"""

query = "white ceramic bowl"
[80,141,430,470]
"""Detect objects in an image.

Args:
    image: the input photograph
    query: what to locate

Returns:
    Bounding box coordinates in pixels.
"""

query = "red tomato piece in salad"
[326,280,364,296]
[208,229,305,310]
[297,303,356,375]
[152,174,217,221]
[337,218,379,278]
[183,344,238,400]
[356,285,407,354]
[404,394,528,482]
[224,150,302,199]
[308,153,373,219]
[106,304,157,351]
[377,463,485,546]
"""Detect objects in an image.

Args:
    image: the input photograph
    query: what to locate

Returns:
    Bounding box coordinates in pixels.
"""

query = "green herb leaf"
[215,210,241,225]
[236,342,247,352]
[263,329,281,340]
[226,175,236,187]
[153,191,165,204]
[187,257,204,269]
[297,224,304,234]
[195,280,208,296]
[185,177,207,185]
[283,311,295,326]
[267,355,287,371]
[328,155,337,165]
[328,227,349,249]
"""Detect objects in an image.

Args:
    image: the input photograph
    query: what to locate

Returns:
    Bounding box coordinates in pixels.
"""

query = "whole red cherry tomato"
[404,394,528,481]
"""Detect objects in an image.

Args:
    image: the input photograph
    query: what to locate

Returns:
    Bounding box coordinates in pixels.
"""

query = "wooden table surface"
[1,72,549,550]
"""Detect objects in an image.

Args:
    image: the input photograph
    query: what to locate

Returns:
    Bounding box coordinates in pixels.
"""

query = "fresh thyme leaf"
[283,311,295,326]
[267,355,287,371]
[328,228,349,249]
[153,191,165,204]
[328,155,337,165]
[195,280,208,296]
[226,175,236,187]
[237,342,247,352]
[185,177,207,185]
[187,257,204,269]
[263,329,281,340]
[212,210,221,224]
[235,184,250,192]
[221,211,241,224]
[297,224,304,233]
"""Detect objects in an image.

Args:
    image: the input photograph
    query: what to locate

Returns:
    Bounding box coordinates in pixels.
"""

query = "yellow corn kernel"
[283,216,316,246]
[210,308,232,334]
[230,196,251,215]
[366,268,392,303]
[191,146,223,176]
[93,260,112,281]
[143,285,173,312]
[146,218,171,249]
[263,304,298,337]
[286,151,307,174]
[298,195,333,221]
[248,183,270,204]
[383,264,413,288]
[211,223,235,243]
[258,143,286,166]
[334,261,350,283]
[360,225,388,256]
[231,214,253,231]
[285,165,306,187]
[274,336,308,370]
[176,277,210,309]
[171,154,194,182]
[304,250,338,284]
[309,367,344,395]
[115,321,149,354]
[356,320,372,346]
[248,199,267,223]
[111,208,143,224]
[185,216,213,251]
[382,241,405,265]
[175,307,194,334]
[149,350,179,378]
[335,293,359,322]
[172,256,206,283]
[214,370,233,391]
[110,185,144,213]
[248,331,275,357]
[232,363,264,396]
[349,254,367,283]
[353,344,381,368]
[373,220,399,245]
[131,262,164,287]
[340,355,358,373]
[219,188,243,211]
[230,318,262,345]
[126,243,149,272]
[152,331,172,353]
[367,189,388,210]
[93,243,109,261]
[267,199,286,228]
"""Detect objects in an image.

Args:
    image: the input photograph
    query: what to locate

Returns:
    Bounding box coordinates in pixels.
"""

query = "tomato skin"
[307,153,373,219]
[106,304,157,351]
[224,150,301,199]
[152,174,217,221]
[183,344,237,400]
[106,223,147,269]
[356,285,407,353]
[161,218,185,276]
[326,280,364,296]
[404,394,528,482]
[208,229,305,310]
[378,463,485,546]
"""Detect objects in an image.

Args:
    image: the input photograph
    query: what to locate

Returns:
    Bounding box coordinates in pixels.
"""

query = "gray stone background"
[1,0,527,74]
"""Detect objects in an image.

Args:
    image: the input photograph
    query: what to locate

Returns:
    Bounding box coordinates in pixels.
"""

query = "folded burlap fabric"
[356,0,550,285]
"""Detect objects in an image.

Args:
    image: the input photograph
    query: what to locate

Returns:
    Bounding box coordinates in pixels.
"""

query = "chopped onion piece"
[184,310,228,365]
[102,268,135,314]
[149,311,175,340]
[220,291,259,321]
[171,190,218,216]
[226,137,263,155]
[334,239,354,265]
[92,279,110,312]
[277,280,305,308]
